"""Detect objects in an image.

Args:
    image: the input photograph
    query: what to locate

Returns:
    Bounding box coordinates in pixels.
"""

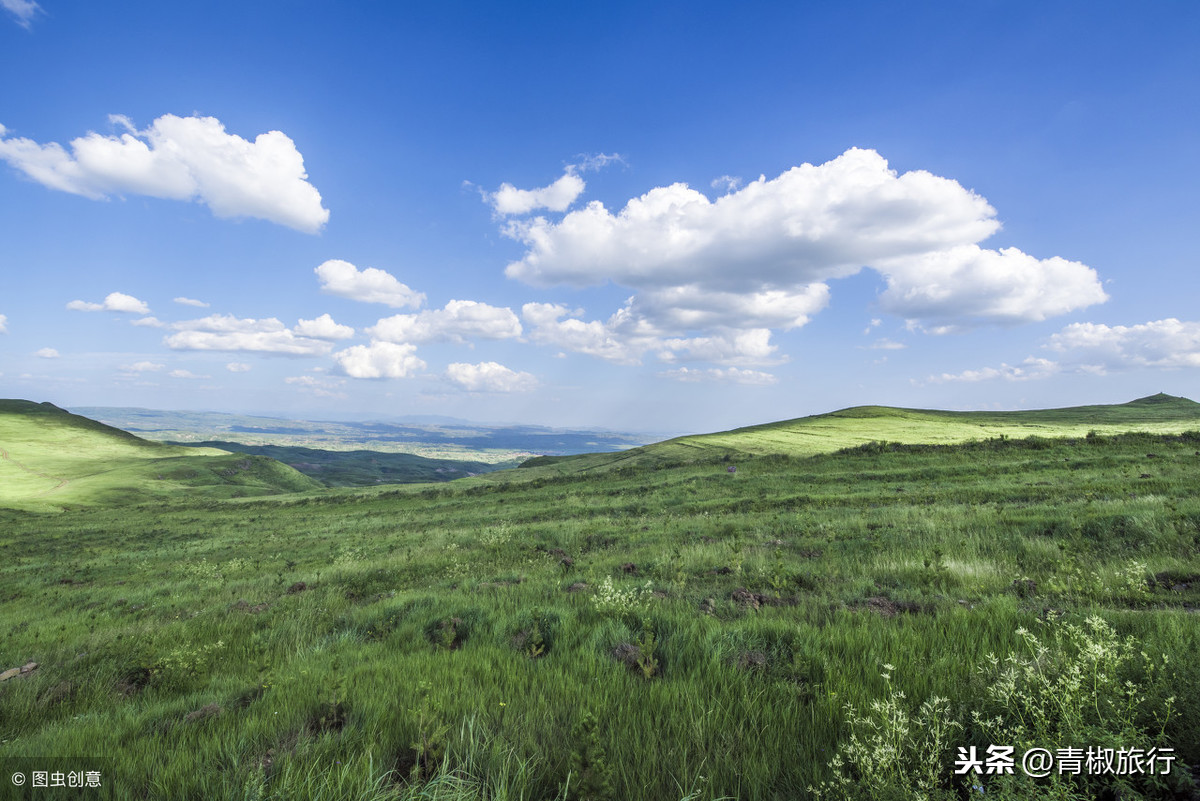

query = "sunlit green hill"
[516,393,1200,477]
[0,400,322,511]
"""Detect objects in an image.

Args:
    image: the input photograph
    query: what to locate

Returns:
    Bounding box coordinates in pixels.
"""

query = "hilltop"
[515,393,1200,476]
[0,400,321,511]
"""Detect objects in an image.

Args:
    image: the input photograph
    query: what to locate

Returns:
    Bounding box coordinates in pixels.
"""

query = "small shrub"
[970,616,1177,800]
[567,710,616,801]
[808,663,961,801]
[591,576,650,615]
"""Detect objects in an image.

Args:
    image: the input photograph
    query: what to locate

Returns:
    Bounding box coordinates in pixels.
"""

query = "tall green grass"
[2,430,1199,798]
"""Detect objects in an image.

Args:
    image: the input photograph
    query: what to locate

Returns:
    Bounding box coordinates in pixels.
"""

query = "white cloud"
[490,171,586,216]
[931,318,1200,384]
[505,148,1001,291]
[66,291,150,314]
[521,302,648,364]
[132,316,165,328]
[445,361,537,392]
[169,369,210,380]
[497,149,1106,366]
[315,259,424,308]
[174,296,209,308]
[2,0,40,29]
[1048,319,1200,369]
[294,313,354,340]
[658,328,781,365]
[0,114,329,232]
[226,362,251,372]
[629,283,829,332]
[522,300,785,366]
[930,357,1062,384]
[120,361,165,373]
[165,314,332,355]
[370,300,522,345]
[0,313,7,333]
[332,341,426,379]
[879,245,1107,329]
[659,366,778,385]
[35,347,58,358]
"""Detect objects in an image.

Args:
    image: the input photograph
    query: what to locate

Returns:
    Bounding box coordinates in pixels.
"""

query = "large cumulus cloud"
[497,148,1107,364]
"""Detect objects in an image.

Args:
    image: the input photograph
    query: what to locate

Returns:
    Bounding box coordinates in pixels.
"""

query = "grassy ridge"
[0,400,321,511]
[517,393,1200,477]
[1,428,1198,799]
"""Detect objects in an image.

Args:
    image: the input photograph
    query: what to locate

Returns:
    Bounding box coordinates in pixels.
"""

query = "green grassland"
[1,397,1199,799]
[0,400,321,512]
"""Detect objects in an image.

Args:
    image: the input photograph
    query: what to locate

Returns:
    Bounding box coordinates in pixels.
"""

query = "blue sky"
[2,1,1198,433]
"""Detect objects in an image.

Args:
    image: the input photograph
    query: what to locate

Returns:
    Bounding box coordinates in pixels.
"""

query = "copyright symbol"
[1022,748,1054,778]
[10,772,26,786]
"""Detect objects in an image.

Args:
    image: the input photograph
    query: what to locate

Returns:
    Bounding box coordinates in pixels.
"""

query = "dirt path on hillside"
[0,447,69,495]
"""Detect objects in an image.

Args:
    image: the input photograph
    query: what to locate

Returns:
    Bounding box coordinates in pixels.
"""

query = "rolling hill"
[0,400,321,511]
[514,393,1200,477]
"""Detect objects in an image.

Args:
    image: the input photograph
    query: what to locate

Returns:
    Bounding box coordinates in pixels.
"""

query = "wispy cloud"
[370,300,521,345]
[285,375,347,398]
[929,357,1062,384]
[119,361,165,373]
[659,366,778,385]
[174,296,209,308]
[165,313,333,356]
[927,317,1200,385]
[710,175,742,194]
[1048,319,1200,369]
[1,0,41,29]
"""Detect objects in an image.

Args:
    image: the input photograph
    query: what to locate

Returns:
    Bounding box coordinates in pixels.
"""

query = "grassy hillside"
[517,393,1200,477]
[0,400,321,511]
[1,426,1198,799]
[175,440,515,487]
